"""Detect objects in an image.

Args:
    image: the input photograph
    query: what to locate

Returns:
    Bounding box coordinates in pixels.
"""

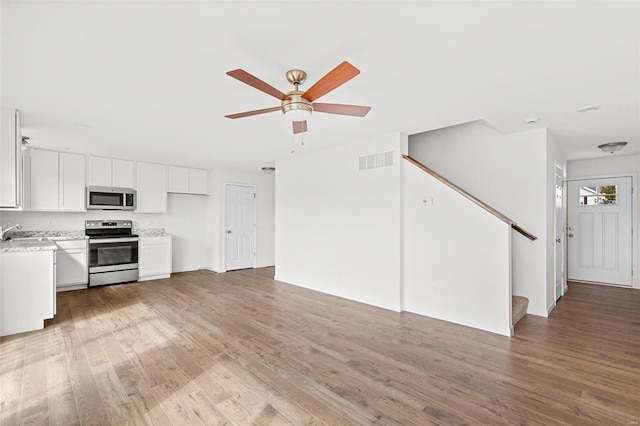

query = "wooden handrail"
[403,155,537,241]
[511,224,537,241]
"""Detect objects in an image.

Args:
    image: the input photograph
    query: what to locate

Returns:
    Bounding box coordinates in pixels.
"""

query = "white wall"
[207,167,276,272]
[2,193,211,273]
[275,133,403,312]
[409,121,550,316]
[568,154,639,288]
[403,159,512,336]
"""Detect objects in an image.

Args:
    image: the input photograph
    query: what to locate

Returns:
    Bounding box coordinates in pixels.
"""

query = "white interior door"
[225,184,256,271]
[567,177,633,286]
[554,162,566,300]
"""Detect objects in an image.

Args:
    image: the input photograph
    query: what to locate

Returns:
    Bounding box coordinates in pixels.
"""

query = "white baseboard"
[138,273,170,282]
[57,284,88,292]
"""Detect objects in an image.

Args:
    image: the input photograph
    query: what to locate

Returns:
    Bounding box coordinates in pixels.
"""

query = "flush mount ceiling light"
[262,167,275,175]
[524,117,540,124]
[578,105,600,113]
[598,141,627,153]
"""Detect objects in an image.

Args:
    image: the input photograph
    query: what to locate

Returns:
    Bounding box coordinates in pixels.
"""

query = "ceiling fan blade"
[225,106,281,119]
[302,61,360,102]
[313,103,371,117]
[227,69,291,101]
[292,120,308,134]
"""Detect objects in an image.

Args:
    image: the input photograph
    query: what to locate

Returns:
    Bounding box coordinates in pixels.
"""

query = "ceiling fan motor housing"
[282,90,313,115]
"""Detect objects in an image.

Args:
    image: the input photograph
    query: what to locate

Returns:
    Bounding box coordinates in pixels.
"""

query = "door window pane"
[579,185,617,205]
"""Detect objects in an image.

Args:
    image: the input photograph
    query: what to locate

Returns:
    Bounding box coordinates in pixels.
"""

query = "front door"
[225,184,256,271]
[567,177,633,286]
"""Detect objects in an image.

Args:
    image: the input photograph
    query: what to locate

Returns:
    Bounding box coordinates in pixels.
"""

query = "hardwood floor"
[1,270,639,425]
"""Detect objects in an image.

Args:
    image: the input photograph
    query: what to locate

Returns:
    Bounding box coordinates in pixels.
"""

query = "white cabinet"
[87,156,135,188]
[189,169,208,194]
[0,249,56,337]
[139,235,172,281]
[168,166,208,194]
[136,162,167,213]
[87,156,111,186]
[55,239,88,290]
[59,153,86,210]
[0,108,22,209]
[113,159,135,188]
[30,149,85,211]
[30,149,58,210]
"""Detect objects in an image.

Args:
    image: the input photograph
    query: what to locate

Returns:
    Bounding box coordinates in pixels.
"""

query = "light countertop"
[0,239,57,253]
[134,228,170,237]
[7,230,87,240]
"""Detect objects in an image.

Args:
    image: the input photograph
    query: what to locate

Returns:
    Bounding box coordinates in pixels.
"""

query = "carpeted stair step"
[512,296,529,327]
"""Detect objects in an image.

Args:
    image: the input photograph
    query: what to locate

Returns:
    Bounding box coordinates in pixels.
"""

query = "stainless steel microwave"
[86,186,136,211]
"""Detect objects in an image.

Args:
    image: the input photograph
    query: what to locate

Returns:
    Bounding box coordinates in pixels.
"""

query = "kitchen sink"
[7,237,50,242]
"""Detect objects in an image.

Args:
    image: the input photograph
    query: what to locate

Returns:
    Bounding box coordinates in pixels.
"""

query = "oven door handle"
[89,237,139,244]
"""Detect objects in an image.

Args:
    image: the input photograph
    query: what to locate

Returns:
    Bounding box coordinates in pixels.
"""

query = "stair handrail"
[403,155,537,241]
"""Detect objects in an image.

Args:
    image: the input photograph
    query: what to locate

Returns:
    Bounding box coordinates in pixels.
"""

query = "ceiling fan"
[225,61,371,134]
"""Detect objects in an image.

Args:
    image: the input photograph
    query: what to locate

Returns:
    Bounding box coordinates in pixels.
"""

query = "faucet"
[1,224,22,241]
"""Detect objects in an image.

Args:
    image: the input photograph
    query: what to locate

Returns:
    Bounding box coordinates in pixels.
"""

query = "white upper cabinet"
[30,149,59,210]
[87,156,134,188]
[58,152,86,210]
[168,166,189,193]
[0,108,22,209]
[112,159,135,188]
[168,165,208,195]
[189,168,208,194]
[135,162,167,213]
[87,156,111,186]
[30,149,85,211]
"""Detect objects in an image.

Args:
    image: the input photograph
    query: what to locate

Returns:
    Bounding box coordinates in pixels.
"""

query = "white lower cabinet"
[55,239,88,290]
[139,235,172,281]
[0,249,56,337]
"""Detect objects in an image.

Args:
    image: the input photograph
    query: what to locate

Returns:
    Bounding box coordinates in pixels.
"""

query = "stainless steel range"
[86,220,139,286]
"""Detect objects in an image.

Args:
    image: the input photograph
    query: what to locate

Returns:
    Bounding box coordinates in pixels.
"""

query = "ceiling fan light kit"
[225,61,371,135]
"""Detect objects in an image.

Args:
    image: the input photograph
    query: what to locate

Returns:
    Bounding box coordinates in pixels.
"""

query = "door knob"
[568,227,574,231]
[568,233,574,237]
[227,230,231,234]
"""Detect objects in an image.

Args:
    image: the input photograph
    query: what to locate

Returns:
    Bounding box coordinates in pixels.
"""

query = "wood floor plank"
[2,270,640,425]
[0,333,27,425]
[45,326,81,426]
[18,332,50,425]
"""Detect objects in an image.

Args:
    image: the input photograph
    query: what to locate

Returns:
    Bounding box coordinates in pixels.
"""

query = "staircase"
[512,296,529,327]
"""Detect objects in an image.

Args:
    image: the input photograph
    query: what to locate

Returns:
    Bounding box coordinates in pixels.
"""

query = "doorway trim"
[554,161,567,303]
[223,183,258,272]
[566,172,637,289]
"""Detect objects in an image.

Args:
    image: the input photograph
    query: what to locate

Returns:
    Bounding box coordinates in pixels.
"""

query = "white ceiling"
[2,1,639,169]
